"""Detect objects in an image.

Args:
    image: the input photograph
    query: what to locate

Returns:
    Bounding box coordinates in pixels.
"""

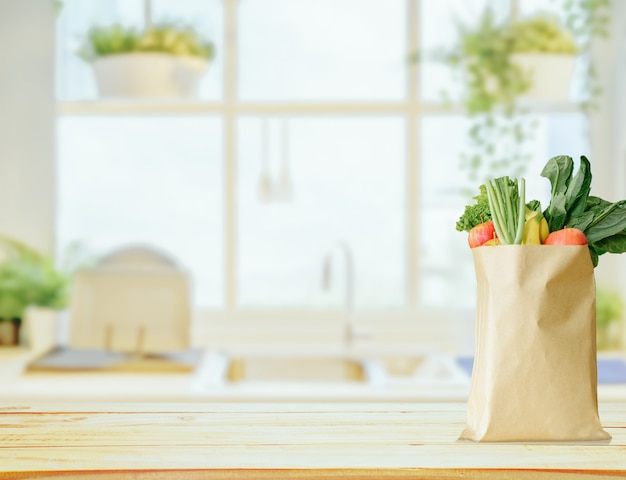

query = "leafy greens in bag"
[458,155,626,266]
[541,155,626,266]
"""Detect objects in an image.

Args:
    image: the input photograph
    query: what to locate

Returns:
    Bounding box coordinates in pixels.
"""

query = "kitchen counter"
[3,348,626,402]
[1,402,625,478]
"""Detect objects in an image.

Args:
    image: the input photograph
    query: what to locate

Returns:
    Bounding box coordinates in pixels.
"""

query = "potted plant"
[596,285,625,351]
[78,22,215,99]
[427,0,611,186]
[0,237,69,347]
[440,11,580,184]
[509,15,579,102]
[448,12,578,114]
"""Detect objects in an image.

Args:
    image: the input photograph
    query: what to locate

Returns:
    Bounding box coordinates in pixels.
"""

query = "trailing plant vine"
[445,10,579,186]
[435,0,612,189]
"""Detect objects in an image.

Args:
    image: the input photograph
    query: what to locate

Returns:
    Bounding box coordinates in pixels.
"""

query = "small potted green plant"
[596,286,625,351]
[447,12,578,115]
[438,10,579,184]
[0,237,69,347]
[509,15,579,102]
[78,22,215,99]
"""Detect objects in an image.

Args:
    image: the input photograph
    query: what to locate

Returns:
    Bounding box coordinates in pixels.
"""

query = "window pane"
[418,112,589,309]
[238,0,406,101]
[237,116,405,309]
[56,0,223,101]
[57,116,223,308]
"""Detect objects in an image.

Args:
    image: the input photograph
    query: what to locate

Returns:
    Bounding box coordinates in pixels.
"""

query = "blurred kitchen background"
[0,0,624,401]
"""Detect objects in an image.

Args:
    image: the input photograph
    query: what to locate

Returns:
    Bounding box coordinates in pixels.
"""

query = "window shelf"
[56,100,584,116]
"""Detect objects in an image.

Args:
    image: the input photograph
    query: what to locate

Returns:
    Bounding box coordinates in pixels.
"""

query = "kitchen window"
[55,0,595,319]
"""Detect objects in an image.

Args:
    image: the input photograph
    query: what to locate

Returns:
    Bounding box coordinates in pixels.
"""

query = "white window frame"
[58,0,426,314]
[55,0,620,342]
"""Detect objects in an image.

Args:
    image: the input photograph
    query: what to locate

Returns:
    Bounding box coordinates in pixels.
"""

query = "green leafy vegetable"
[564,156,592,218]
[567,210,595,232]
[456,185,491,232]
[541,155,573,231]
[541,155,626,267]
[583,198,626,244]
[594,232,626,254]
[526,199,542,212]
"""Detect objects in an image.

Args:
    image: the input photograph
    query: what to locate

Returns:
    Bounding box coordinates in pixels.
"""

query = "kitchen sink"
[194,351,382,387]
[192,350,469,394]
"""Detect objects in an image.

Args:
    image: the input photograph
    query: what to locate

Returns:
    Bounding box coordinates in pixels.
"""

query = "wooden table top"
[1,402,625,479]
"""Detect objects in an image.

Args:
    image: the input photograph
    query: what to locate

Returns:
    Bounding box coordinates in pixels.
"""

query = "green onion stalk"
[485,176,526,245]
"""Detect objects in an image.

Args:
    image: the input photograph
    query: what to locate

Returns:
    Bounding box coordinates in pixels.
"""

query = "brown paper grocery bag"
[460,245,611,442]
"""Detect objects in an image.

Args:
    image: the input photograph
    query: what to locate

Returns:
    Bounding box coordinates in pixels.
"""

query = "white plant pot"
[511,53,576,102]
[21,306,59,357]
[92,53,209,99]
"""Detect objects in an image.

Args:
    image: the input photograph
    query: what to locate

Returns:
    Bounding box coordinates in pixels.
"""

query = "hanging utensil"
[277,117,293,202]
[257,117,273,202]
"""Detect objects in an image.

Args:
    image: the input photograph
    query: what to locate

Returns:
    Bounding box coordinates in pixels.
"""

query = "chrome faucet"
[322,241,355,348]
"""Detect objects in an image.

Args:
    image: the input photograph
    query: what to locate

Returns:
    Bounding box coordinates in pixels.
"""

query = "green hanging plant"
[419,1,611,188]
[442,11,580,185]
[447,12,577,117]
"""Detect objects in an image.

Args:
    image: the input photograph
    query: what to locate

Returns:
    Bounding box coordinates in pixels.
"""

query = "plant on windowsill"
[442,11,579,185]
[0,237,69,347]
[596,285,625,351]
[423,0,611,187]
[78,22,215,99]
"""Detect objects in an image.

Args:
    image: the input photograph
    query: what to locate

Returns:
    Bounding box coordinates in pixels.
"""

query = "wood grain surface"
[1,403,625,479]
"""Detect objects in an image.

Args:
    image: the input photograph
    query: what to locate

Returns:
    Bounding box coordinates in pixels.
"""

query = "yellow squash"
[522,209,550,245]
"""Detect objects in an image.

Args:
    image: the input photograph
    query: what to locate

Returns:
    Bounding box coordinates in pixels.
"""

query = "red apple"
[543,227,587,245]
[468,221,496,248]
